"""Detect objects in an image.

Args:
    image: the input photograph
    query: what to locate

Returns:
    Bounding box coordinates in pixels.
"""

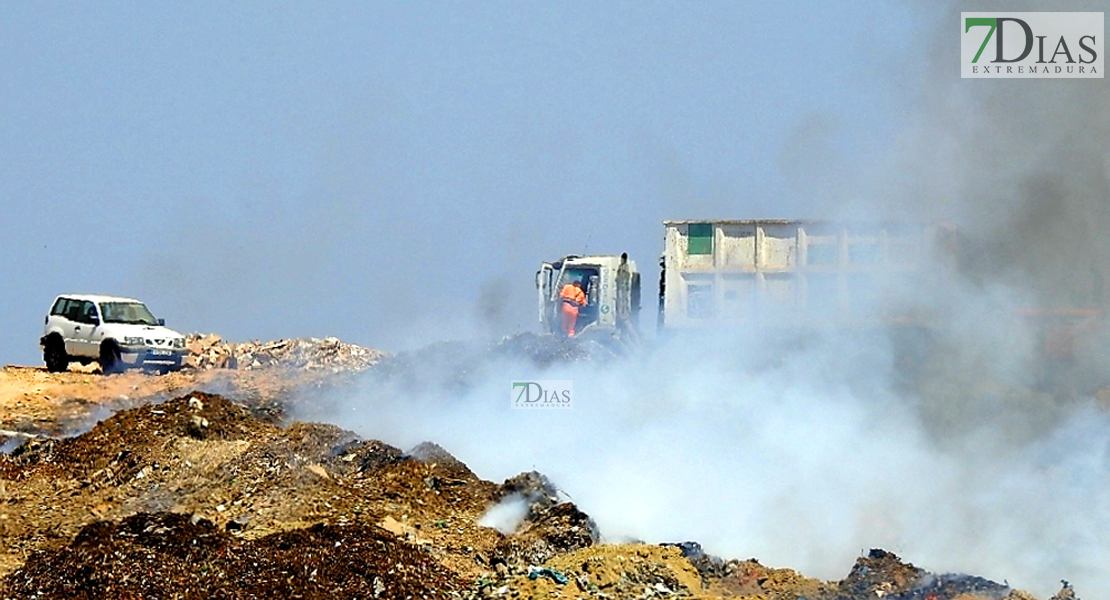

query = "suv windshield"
[99,302,159,325]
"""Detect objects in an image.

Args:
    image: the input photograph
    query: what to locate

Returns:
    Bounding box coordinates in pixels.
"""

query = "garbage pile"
[184,334,387,372]
[0,388,1081,600]
[0,391,510,592]
[473,545,1045,600]
[3,513,462,600]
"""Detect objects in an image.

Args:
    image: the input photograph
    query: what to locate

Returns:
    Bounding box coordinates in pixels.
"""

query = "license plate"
[149,349,172,357]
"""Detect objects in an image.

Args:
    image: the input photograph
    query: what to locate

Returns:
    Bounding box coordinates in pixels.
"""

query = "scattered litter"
[305,464,330,480]
[527,566,569,585]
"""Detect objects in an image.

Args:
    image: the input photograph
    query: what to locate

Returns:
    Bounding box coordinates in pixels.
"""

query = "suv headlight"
[172,338,186,349]
[123,337,145,347]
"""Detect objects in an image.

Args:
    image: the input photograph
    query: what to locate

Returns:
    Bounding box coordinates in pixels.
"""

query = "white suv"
[39,294,188,374]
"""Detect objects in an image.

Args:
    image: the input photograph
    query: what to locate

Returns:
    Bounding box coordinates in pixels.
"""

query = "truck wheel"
[99,342,123,375]
[43,338,69,373]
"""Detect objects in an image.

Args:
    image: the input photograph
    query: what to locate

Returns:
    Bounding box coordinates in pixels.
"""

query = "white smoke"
[477,493,531,535]
[298,320,1110,598]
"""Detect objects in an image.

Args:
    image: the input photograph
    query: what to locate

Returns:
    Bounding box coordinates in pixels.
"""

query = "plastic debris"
[527,566,569,585]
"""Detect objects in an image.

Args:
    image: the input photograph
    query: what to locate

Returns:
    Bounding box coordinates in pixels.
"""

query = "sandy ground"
[0,365,331,438]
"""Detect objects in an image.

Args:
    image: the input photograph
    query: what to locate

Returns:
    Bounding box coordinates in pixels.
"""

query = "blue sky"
[1,1,927,363]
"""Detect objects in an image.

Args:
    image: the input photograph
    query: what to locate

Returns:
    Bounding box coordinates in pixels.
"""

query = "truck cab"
[536,254,641,342]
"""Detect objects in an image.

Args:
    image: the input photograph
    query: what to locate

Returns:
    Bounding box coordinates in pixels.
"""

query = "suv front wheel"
[43,336,69,373]
[99,342,123,375]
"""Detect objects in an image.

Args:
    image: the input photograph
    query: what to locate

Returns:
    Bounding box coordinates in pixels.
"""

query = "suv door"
[52,298,84,356]
[71,301,102,356]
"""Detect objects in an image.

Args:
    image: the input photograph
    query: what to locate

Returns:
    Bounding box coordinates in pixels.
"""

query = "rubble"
[184,334,387,372]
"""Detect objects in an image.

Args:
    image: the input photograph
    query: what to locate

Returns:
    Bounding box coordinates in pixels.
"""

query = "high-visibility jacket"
[559,284,586,309]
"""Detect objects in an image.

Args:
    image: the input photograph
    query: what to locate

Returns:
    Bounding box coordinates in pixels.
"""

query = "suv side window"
[50,298,68,316]
[78,301,99,324]
[62,299,83,321]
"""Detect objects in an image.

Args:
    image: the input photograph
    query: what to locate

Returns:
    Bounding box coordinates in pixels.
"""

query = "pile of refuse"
[2,513,462,600]
[470,545,1055,600]
[0,388,1081,600]
[184,334,387,372]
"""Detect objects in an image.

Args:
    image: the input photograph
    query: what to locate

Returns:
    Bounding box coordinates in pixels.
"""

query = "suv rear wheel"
[99,342,123,375]
[43,336,69,373]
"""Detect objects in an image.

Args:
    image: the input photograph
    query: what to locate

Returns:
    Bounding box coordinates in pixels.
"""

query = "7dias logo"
[962,12,1103,78]
[511,380,573,409]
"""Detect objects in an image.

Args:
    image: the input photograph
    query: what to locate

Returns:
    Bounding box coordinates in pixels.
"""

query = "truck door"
[587,274,600,326]
[536,264,554,332]
[560,267,599,330]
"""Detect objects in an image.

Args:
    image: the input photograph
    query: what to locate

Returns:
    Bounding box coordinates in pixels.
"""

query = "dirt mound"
[1,392,276,483]
[333,437,406,472]
[408,441,475,476]
[1,512,460,599]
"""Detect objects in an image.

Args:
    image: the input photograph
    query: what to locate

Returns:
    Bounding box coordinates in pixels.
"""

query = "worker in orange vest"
[559,280,587,337]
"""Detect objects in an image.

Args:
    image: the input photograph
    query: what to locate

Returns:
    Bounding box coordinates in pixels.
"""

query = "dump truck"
[536,219,1106,395]
[535,221,955,341]
[536,253,641,343]
[658,219,959,331]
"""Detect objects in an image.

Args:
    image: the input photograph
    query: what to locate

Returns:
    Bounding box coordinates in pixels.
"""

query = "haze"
[1,1,920,361]
[5,2,1110,596]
